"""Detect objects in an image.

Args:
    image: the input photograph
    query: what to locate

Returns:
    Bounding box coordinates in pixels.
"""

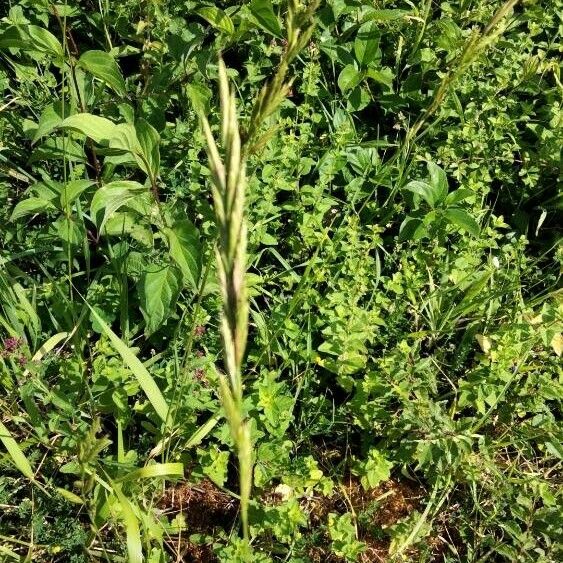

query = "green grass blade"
[0,420,34,480]
[112,485,143,563]
[88,305,169,423]
[117,462,183,483]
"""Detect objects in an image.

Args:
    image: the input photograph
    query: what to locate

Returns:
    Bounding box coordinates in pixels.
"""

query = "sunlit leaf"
[79,50,126,96]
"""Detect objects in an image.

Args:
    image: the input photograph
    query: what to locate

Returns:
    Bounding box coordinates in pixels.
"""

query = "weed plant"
[0,0,561,562]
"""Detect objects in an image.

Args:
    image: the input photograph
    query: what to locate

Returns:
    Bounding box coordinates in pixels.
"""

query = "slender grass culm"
[198,0,318,541]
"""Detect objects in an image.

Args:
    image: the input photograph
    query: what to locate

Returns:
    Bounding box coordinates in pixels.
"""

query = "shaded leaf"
[90,180,147,234]
[399,215,427,241]
[249,0,282,37]
[338,65,363,92]
[165,219,201,290]
[139,265,181,335]
[354,21,380,67]
[11,197,56,220]
[443,207,480,236]
[32,101,68,144]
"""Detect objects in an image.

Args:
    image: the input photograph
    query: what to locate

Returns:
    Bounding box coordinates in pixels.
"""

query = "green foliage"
[0,0,561,561]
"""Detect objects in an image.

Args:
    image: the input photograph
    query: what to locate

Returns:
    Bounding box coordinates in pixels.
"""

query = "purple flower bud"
[3,337,22,353]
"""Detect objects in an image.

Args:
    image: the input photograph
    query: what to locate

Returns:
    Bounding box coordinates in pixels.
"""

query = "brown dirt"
[306,476,425,562]
[159,476,426,562]
[158,478,237,562]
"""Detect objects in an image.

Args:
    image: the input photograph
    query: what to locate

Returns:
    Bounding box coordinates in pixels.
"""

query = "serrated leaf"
[360,449,393,490]
[354,21,380,67]
[249,0,282,37]
[338,65,363,92]
[443,207,480,236]
[78,50,126,96]
[90,180,147,234]
[58,113,117,144]
[196,7,235,35]
[165,219,201,290]
[139,265,181,335]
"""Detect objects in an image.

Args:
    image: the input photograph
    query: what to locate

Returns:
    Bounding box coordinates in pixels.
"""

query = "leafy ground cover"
[0,0,561,561]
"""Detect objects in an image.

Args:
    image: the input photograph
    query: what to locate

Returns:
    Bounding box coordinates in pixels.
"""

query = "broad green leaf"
[363,9,410,22]
[445,188,473,205]
[399,215,427,241]
[25,25,64,58]
[186,82,212,115]
[58,113,117,144]
[78,50,126,96]
[60,179,96,208]
[338,65,363,92]
[109,121,160,180]
[249,0,282,37]
[404,180,439,208]
[32,101,68,143]
[427,161,448,204]
[443,207,480,236]
[165,219,201,290]
[366,66,394,88]
[0,420,34,479]
[139,265,181,336]
[88,306,170,422]
[135,119,160,180]
[0,24,63,59]
[90,180,147,234]
[354,21,380,67]
[196,7,235,35]
[11,197,56,220]
[0,25,63,58]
